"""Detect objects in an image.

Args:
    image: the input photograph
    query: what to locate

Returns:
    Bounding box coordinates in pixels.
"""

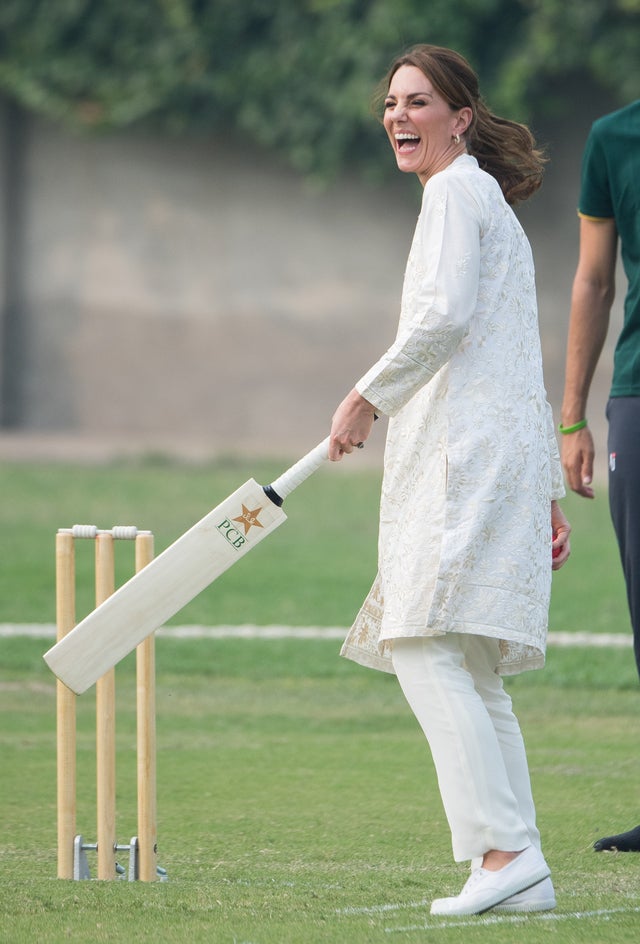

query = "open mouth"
[395,133,420,151]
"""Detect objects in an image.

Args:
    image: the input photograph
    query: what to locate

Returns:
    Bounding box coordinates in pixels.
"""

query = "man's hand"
[561,426,596,499]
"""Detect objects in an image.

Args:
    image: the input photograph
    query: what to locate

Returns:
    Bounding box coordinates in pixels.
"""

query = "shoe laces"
[460,868,489,895]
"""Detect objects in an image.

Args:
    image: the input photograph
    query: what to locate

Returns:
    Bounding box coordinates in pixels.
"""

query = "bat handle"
[264,436,330,505]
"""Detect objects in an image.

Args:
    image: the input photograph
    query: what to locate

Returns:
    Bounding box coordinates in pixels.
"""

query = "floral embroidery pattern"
[343,156,564,677]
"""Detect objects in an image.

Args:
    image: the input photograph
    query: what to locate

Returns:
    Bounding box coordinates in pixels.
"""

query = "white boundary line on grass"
[335,900,640,932]
[337,899,431,916]
[0,624,633,646]
[382,904,640,933]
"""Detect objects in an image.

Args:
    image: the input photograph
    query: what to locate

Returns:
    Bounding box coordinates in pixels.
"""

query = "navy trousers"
[607,397,640,680]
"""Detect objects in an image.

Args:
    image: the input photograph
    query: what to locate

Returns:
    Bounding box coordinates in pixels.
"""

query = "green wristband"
[558,419,588,434]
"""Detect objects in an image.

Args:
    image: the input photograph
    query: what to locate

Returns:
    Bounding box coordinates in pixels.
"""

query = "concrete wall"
[0,98,623,473]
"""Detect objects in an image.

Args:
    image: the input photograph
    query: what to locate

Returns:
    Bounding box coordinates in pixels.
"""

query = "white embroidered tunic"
[341,155,565,676]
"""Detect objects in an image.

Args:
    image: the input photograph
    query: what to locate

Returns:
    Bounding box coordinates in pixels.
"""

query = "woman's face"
[383,65,468,185]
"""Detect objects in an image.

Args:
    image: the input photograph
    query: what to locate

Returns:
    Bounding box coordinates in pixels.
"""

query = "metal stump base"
[73,835,167,881]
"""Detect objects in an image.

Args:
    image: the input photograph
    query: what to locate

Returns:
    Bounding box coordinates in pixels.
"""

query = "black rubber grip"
[262,484,284,507]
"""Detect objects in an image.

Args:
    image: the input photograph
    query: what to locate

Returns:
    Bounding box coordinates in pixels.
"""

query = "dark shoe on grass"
[594,824,640,852]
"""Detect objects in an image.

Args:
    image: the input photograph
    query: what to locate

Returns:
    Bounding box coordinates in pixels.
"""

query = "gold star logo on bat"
[233,504,265,535]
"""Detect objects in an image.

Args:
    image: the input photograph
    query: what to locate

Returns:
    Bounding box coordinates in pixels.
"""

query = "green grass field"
[1,458,639,943]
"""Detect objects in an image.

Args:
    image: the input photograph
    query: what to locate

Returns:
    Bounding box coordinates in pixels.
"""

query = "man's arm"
[561,216,618,498]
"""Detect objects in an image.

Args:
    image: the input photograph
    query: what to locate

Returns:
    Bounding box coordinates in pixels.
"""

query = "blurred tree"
[493,0,640,116]
[0,0,637,179]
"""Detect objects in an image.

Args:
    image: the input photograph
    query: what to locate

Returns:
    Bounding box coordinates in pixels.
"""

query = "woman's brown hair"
[376,45,546,204]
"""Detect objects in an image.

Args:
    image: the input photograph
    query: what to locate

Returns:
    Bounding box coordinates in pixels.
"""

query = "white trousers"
[391,634,540,863]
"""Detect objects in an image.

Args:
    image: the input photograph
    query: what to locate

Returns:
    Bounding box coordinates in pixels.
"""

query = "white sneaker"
[491,876,556,913]
[430,846,551,916]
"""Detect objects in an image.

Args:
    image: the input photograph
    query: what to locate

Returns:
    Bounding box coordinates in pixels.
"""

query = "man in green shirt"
[561,100,640,853]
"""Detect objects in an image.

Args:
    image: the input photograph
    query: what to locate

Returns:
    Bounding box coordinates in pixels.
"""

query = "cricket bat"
[44,437,331,694]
